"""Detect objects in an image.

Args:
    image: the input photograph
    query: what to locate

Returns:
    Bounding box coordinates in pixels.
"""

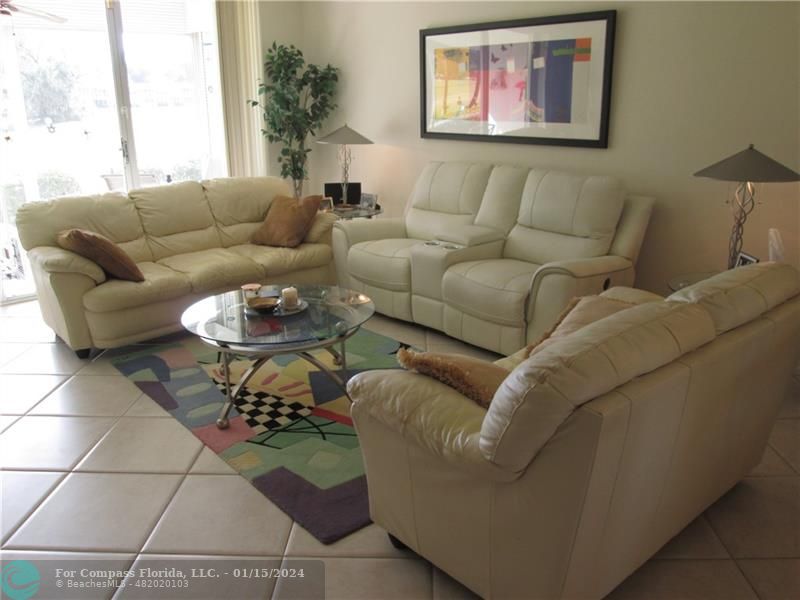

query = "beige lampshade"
[694,144,800,182]
[317,124,373,145]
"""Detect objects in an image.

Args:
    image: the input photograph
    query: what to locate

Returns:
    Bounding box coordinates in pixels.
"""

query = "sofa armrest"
[348,369,518,482]
[333,217,407,247]
[526,255,635,343]
[27,246,106,284]
[305,212,339,244]
[332,217,407,287]
[434,225,506,247]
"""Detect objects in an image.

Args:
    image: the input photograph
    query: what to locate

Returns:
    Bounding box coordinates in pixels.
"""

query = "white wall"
[260,1,800,293]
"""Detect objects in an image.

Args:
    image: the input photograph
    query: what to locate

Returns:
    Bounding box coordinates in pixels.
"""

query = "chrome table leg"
[216,350,234,429]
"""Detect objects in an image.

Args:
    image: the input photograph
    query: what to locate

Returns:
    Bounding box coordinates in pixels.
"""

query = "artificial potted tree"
[252,43,338,197]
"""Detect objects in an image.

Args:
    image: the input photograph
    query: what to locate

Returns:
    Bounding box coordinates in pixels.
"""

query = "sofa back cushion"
[203,177,292,247]
[130,181,222,260]
[480,301,716,472]
[15,192,153,263]
[503,172,625,264]
[473,165,531,234]
[405,162,493,240]
[668,262,800,334]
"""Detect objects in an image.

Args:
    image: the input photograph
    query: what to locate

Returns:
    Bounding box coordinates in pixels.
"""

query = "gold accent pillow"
[252,195,322,248]
[397,347,510,408]
[526,295,635,358]
[56,229,144,282]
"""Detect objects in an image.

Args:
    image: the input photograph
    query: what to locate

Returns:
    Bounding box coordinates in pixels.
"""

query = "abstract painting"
[421,11,616,147]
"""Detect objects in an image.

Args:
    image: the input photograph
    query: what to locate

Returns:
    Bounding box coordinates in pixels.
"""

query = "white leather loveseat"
[16,177,336,354]
[349,262,800,599]
[333,162,654,354]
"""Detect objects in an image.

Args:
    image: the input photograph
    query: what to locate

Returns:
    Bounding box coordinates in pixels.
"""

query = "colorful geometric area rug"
[109,329,408,544]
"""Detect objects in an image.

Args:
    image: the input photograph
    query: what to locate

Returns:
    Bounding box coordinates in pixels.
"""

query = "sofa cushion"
[668,262,800,334]
[130,181,222,260]
[405,162,493,241]
[251,195,322,248]
[157,248,263,293]
[83,262,191,313]
[348,239,424,292]
[57,229,144,282]
[227,243,332,276]
[503,172,625,264]
[203,177,292,247]
[397,348,510,408]
[15,192,153,262]
[481,301,717,472]
[527,295,637,357]
[443,259,541,327]
[494,286,663,370]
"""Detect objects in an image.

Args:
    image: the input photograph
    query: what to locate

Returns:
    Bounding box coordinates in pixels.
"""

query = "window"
[0,0,227,303]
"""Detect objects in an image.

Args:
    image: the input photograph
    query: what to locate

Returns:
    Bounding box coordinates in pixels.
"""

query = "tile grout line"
[703,507,763,599]
[134,443,207,556]
[0,471,69,548]
[1,406,138,543]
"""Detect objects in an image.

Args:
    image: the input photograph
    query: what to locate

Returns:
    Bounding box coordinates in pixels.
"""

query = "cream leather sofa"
[333,162,654,355]
[16,177,336,355]
[349,262,800,600]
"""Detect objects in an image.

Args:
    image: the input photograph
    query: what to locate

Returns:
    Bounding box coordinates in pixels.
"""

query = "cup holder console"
[425,240,462,250]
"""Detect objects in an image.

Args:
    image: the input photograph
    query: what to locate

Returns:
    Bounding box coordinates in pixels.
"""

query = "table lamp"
[694,144,800,269]
[316,124,373,204]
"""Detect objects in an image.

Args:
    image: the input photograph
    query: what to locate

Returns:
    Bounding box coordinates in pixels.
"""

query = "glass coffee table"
[181,285,374,429]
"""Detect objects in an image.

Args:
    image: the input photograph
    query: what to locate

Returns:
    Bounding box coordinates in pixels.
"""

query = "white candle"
[281,286,299,308]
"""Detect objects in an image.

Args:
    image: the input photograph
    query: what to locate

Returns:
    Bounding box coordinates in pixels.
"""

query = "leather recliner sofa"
[15,177,337,354]
[333,161,654,355]
[349,262,800,599]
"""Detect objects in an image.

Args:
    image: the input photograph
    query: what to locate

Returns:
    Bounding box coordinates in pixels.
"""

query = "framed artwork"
[735,251,759,268]
[420,11,616,147]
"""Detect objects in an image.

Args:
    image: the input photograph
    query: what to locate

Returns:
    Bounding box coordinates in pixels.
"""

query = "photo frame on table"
[735,252,759,268]
[420,10,616,148]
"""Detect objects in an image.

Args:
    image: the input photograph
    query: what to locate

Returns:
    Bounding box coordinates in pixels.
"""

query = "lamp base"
[728,181,755,269]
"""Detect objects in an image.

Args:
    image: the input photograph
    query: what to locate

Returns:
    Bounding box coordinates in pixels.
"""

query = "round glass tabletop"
[181,285,374,349]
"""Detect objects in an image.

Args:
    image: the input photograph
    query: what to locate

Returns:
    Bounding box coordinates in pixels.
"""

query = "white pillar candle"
[281,286,299,308]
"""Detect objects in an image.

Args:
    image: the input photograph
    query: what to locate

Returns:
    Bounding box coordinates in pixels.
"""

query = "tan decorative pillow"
[397,347,509,408]
[252,195,322,248]
[525,295,635,358]
[57,229,144,282]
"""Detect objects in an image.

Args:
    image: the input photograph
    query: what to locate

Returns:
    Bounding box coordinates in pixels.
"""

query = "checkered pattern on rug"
[212,380,311,434]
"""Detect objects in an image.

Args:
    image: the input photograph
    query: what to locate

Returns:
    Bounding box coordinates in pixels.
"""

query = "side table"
[668,271,718,292]
[332,206,383,220]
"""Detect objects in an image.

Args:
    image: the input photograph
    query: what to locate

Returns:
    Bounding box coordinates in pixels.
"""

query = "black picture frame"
[419,10,616,148]
[735,252,759,268]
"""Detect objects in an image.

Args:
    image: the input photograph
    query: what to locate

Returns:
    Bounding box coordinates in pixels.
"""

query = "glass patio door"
[0,0,124,302]
[0,0,226,303]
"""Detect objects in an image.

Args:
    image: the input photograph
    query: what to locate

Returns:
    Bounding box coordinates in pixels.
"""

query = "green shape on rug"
[223,437,364,489]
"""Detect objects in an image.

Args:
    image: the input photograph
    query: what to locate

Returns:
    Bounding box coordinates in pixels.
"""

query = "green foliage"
[18,44,80,124]
[37,171,80,200]
[253,43,338,196]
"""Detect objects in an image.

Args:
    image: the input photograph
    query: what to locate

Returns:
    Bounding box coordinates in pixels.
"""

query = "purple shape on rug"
[308,369,364,406]
[252,468,371,544]
[135,381,179,411]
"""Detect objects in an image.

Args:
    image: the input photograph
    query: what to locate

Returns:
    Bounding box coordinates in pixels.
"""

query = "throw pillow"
[397,347,510,408]
[57,229,144,282]
[526,295,635,358]
[252,195,322,248]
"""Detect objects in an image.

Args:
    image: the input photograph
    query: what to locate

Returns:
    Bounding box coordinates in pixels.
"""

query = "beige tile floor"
[0,302,798,600]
